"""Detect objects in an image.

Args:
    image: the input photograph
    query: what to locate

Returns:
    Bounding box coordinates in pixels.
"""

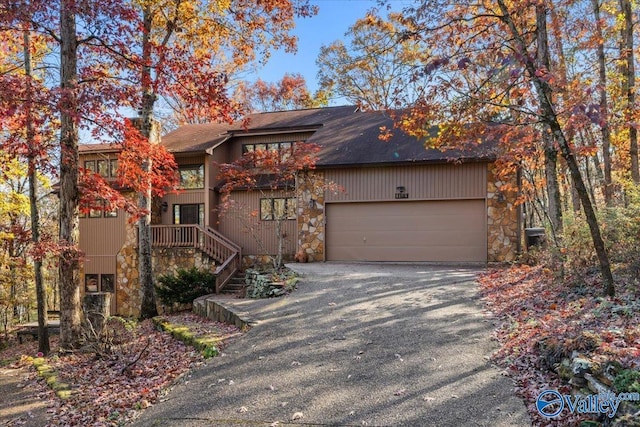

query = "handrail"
[150,224,241,294]
[214,251,240,293]
[207,226,241,252]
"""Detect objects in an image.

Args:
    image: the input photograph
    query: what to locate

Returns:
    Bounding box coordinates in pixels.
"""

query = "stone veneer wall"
[296,171,326,262]
[116,223,216,317]
[487,163,520,262]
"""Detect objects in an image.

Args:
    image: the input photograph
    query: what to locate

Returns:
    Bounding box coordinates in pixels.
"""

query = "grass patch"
[153,317,219,358]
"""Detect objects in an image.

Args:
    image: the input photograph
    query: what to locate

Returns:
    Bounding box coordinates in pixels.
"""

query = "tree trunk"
[544,132,563,236]
[537,4,563,242]
[24,26,49,355]
[138,6,158,319]
[592,0,614,205]
[498,0,615,296]
[59,0,83,348]
[619,0,639,184]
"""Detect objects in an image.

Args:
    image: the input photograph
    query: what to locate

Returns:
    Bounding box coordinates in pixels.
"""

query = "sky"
[247,0,396,103]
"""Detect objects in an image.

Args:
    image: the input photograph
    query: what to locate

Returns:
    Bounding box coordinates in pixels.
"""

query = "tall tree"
[536,3,563,240]
[592,0,614,205]
[316,13,430,109]
[395,0,615,295]
[57,0,84,348]
[618,0,638,185]
[23,25,49,355]
[235,73,320,112]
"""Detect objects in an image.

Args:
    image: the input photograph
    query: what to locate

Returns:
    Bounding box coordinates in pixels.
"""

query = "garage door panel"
[326,200,486,262]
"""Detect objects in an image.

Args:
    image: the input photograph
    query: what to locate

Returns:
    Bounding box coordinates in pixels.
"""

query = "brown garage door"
[326,200,486,262]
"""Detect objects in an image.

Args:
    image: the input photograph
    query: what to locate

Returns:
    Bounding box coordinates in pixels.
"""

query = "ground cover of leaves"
[0,313,242,426]
[479,265,640,426]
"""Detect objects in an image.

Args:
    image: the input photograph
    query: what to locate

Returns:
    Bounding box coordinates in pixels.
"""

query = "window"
[260,197,296,221]
[97,159,109,177]
[104,206,118,218]
[85,274,115,293]
[101,274,115,293]
[84,160,96,172]
[109,159,118,177]
[85,274,99,292]
[178,164,204,189]
[81,200,118,218]
[84,158,118,177]
[243,142,294,155]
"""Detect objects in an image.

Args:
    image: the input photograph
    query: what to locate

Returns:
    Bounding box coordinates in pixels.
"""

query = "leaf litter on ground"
[2,312,242,426]
[479,264,640,426]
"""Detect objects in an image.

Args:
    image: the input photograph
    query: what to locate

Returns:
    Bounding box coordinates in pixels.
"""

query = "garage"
[325,200,487,262]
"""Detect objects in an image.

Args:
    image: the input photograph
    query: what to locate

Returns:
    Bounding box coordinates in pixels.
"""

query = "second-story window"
[84,160,96,173]
[178,164,204,189]
[85,158,118,178]
[97,159,109,177]
[243,142,293,158]
[109,159,118,178]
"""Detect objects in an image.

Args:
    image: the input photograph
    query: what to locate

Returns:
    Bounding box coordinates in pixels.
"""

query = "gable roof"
[161,106,497,166]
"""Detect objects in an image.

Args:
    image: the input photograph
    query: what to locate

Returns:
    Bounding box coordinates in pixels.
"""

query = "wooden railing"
[150,225,241,293]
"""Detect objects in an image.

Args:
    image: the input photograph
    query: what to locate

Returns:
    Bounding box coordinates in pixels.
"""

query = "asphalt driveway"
[131,263,530,426]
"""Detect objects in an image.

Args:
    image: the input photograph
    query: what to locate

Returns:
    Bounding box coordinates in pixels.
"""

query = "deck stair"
[220,273,247,297]
[151,225,242,294]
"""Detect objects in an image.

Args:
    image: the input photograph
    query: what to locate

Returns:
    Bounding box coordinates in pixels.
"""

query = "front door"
[180,204,200,224]
[173,204,203,245]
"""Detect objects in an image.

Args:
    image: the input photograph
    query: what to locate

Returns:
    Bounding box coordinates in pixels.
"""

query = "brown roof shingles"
[160,106,497,166]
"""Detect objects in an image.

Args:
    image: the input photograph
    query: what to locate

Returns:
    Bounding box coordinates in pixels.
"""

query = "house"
[78,105,520,317]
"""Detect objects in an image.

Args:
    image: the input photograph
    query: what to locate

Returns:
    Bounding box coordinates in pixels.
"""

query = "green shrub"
[614,369,640,394]
[156,267,217,305]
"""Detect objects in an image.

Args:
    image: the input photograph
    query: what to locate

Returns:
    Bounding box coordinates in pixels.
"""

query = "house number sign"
[395,193,409,199]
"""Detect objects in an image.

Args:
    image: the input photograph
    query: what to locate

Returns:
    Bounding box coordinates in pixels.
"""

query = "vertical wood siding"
[81,255,117,274]
[79,214,126,274]
[324,162,487,202]
[79,214,127,255]
[218,190,297,256]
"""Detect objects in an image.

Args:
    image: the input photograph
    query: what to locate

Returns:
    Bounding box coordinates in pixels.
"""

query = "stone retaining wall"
[116,230,215,317]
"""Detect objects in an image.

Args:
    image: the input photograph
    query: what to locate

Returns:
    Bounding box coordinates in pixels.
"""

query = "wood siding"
[81,255,117,274]
[79,214,127,256]
[324,162,487,202]
[218,190,297,256]
[79,213,126,274]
